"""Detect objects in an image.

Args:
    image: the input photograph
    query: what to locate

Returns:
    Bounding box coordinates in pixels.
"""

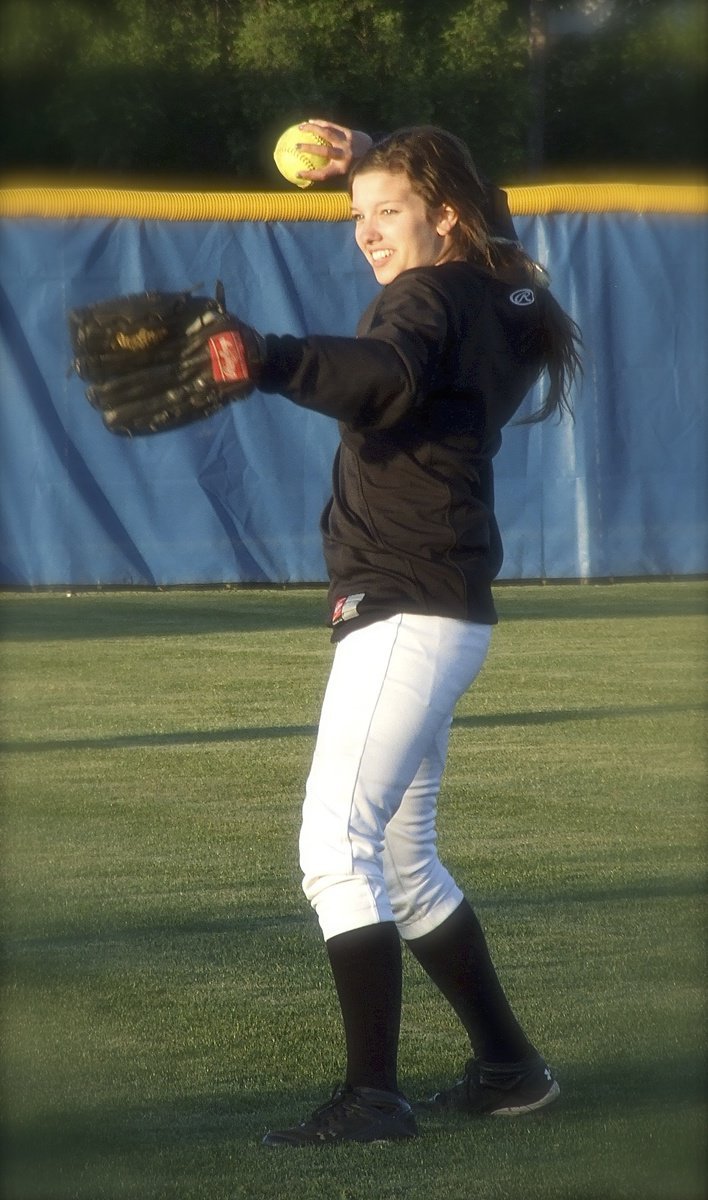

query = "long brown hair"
[349,126,583,423]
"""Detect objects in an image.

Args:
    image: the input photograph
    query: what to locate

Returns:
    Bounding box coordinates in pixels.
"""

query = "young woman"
[250,125,582,1146]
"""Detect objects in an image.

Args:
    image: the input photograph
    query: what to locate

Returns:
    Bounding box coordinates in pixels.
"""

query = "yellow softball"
[273,125,332,189]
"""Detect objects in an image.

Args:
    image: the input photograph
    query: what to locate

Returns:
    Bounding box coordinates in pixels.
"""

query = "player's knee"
[385,859,461,933]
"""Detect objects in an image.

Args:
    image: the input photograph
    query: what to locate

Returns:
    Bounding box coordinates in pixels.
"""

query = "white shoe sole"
[491,1079,561,1116]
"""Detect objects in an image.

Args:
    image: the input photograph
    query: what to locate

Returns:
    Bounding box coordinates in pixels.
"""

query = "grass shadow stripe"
[0,723,319,754]
[1,700,702,755]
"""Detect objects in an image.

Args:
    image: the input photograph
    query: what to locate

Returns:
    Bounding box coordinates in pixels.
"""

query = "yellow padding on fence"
[0,187,351,222]
[0,181,706,221]
[508,181,708,216]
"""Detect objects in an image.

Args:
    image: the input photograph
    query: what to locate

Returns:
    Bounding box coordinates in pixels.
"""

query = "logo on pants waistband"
[332,593,365,624]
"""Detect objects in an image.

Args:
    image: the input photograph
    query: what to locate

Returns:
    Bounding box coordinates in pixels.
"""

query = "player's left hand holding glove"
[68,286,264,435]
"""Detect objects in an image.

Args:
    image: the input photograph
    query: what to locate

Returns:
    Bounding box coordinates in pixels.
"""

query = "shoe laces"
[305,1083,361,1131]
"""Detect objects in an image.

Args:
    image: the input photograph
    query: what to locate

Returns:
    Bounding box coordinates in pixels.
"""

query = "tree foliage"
[544,0,707,171]
[0,0,704,184]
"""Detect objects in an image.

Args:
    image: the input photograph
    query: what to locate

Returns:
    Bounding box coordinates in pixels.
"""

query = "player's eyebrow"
[350,199,402,215]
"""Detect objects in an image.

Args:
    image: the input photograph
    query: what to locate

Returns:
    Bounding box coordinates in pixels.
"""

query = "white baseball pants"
[300,612,492,942]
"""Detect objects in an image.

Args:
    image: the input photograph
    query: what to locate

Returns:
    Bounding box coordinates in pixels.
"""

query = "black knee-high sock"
[406,899,533,1064]
[326,922,402,1094]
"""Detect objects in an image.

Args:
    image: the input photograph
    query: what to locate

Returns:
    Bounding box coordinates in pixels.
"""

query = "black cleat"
[262,1083,418,1147]
[422,1053,560,1117]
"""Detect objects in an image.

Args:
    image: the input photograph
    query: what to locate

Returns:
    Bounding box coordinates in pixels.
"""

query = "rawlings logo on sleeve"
[509,288,535,306]
[208,331,249,382]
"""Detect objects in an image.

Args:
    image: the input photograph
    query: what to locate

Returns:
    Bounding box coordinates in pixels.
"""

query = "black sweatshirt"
[260,261,548,638]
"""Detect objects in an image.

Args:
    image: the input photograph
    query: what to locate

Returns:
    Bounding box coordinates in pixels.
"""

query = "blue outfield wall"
[0,210,706,586]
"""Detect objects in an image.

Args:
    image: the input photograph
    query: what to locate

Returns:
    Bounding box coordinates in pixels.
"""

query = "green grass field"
[1,582,706,1200]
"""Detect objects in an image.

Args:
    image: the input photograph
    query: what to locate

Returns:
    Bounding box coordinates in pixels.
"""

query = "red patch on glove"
[208,331,249,382]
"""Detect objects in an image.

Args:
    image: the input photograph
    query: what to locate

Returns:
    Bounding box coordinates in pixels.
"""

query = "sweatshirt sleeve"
[257,269,455,431]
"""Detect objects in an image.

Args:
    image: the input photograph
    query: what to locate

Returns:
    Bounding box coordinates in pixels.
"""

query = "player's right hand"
[296,121,373,182]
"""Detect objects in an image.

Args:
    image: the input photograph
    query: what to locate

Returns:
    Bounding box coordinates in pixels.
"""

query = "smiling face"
[351,169,458,285]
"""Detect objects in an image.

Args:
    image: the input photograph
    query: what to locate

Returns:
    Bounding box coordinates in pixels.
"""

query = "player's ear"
[435,205,459,236]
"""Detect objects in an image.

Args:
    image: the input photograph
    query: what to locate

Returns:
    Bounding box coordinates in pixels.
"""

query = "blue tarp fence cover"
[0,196,706,586]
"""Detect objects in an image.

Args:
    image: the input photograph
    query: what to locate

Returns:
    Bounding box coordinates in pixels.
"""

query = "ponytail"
[516,286,583,425]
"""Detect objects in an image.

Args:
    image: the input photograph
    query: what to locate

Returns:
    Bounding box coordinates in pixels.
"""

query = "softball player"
[258,125,582,1146]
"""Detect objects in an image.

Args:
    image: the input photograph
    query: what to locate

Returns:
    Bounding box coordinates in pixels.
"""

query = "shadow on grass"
[0,589,329,642]
[2,700,703,755]
[494,579,707,623]
[4,871,703,970]
[1,580,705,644]
[1,1052,705,1169]
[0,1088,265,1160]
[4,910,315,963]
[471,873,707,909]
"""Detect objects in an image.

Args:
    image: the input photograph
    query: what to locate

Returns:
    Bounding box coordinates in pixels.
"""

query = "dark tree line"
[1,0,705,187]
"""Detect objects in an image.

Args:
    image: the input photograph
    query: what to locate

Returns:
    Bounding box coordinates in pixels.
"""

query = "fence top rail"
[1,180,706,221]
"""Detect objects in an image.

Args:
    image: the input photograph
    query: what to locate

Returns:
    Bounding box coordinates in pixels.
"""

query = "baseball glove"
[68,286,263,435]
